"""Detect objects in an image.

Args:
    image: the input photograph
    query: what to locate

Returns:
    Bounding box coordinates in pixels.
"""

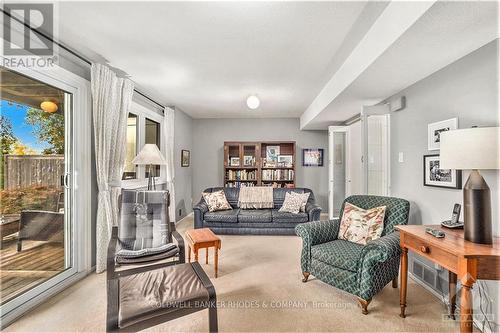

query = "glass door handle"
[63,173,71,189]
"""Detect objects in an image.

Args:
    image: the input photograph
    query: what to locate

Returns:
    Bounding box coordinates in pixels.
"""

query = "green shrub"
[0,185,62,214]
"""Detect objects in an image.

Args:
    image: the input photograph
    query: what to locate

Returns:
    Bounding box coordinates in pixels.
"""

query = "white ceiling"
[56,1,367,118]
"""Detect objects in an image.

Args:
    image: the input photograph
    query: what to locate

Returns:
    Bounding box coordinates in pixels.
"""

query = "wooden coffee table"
[185,228,221,278]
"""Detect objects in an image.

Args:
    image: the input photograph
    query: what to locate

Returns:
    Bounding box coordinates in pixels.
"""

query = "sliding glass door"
[0,66,90,326]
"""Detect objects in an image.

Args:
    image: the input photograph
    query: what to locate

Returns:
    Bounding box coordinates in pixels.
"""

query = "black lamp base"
[463,170,492,245]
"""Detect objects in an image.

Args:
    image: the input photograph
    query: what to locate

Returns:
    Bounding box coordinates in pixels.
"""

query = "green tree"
[1,116,16,155]
[26,108,64,154]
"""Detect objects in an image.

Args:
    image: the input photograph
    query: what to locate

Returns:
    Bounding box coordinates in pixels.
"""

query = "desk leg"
[400,247,408,318]
[449,271,457,320]
[188,245,191,263]
[214,246,219,278]
[206,248,209,264]
[458,258,477,333]
[195,248,199,262]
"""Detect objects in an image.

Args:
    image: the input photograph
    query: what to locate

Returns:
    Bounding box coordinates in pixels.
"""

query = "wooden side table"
[396,225,500,333]
[185,228,221,278]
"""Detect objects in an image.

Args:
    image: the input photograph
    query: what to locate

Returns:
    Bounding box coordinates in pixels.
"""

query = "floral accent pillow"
[202,190,232,212]
[279,192,303,214]
[290,191,310,212]
[339,203,386,245]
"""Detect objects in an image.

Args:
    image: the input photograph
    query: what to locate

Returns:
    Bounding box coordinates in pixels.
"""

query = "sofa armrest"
[305,203,322,221]
[295,219,340,273]
[193,200,208,229]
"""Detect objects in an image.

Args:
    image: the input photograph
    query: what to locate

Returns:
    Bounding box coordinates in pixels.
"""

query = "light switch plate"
[398,152,404,163]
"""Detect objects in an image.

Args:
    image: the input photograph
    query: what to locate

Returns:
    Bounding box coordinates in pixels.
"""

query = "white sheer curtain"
[91,63,134,273]
[163,106,176,223]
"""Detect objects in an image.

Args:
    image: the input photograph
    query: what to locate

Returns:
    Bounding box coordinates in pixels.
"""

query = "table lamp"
[440,126,500,244]
[132,144,166,190]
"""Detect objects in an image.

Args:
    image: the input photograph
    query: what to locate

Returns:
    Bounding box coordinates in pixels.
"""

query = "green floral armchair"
[295,195,410,314]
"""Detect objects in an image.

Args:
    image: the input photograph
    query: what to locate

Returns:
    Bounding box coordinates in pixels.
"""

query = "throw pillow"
[202,190,232,212]
[290,191,310,212]
[279,192,303,214]
[339,202,386,245]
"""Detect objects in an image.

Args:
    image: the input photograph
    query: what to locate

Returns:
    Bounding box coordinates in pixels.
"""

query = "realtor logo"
[3,3,54,56]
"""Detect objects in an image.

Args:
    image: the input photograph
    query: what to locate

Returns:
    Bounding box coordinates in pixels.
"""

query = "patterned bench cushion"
[311,239,364,272]
[237,209,272,223]
[204,209,240,223]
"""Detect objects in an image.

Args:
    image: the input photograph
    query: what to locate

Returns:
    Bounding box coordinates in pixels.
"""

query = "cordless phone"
[441,204,464,229]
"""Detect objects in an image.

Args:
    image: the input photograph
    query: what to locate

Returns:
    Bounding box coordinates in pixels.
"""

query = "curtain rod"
[1,9,167,111]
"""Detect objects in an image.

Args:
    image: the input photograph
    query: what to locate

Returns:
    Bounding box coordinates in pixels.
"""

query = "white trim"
[0,62,92,327]
[176,212,194,225]
[328,126,350,220]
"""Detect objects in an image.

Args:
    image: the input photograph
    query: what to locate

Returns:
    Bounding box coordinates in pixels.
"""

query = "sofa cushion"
[311,239,363,272]
[204,209,239,223]
[237,209,272,223]
[271,209,308,223]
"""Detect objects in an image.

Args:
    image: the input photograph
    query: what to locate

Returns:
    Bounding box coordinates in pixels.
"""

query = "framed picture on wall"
[302,148,324,167]
[427,118,458,150]
[423,154,462,189]
[181,150,190,167]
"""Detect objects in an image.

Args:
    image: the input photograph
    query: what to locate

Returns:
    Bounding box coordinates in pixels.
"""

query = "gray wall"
[388,39,499,327]
[173,108,193,221]
[191,118,328,209]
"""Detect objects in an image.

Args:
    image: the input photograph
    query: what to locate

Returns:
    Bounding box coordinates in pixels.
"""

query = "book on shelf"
[261,169,294,181]
[226,169,257,181]
[225,182,256,188]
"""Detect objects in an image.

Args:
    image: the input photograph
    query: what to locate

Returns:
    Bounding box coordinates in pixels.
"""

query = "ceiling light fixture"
[40,101,58,113]
[246,95,260,110]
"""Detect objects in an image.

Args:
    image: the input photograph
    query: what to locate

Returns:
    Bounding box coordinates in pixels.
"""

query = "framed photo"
[302,148,324,167]
[266,146,280,163]
[423,154,462,189]
[181,150,190,167]
[230,157,240,166]
[243,155,254,166]
[428,118,458,150]
[277,155,293,167]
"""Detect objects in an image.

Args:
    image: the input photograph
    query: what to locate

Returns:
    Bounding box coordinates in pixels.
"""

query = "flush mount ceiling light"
[40,101,58,113]
[246,95,260,110]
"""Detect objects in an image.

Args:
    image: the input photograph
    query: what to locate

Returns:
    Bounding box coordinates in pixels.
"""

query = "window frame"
[121,101,165,189]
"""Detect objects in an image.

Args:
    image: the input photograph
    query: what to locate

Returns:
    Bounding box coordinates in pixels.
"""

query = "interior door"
[328,126,349,219]
[361,104,391,196]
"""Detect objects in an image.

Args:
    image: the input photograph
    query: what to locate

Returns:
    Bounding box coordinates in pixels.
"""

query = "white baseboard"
[176,212,193,224]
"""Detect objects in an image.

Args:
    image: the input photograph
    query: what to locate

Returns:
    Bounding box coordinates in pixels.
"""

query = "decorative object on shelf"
[243,155,255,166]
[132,144,166,190]
[427,118,458,150]
[277,155,293,167]
[181,149,190,167]
[423,154,461,189]
[229,157,240,166]
[266,145,280,163]
[302,148,324,167]
[440,127,499,245]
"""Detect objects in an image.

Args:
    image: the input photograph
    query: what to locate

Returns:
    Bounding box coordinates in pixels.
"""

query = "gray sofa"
[193,187,321,235]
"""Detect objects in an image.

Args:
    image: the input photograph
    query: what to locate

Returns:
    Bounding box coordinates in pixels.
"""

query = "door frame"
[0,62,92,327]
[360,104,391,196]
[328,126,350,219]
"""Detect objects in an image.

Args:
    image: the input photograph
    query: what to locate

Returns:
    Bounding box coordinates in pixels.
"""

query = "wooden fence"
[3,155,65,190]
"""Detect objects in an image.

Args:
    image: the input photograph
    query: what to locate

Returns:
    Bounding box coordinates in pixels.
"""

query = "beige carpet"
[5,215,461,332]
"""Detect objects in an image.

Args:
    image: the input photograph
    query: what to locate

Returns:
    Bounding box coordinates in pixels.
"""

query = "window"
[121,102,164,184]
[122,113,138,180]
[145,118,161,178]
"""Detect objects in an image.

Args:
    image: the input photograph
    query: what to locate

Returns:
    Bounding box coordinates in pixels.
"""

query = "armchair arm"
[295,219,341,273]
[193,199,209,229]
[305,202,322,221]
[360,231,401,263]
[172,228,185,263]
[107,226,119,280]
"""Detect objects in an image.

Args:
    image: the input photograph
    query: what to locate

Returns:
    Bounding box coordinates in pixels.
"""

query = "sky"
[1,100,50,153]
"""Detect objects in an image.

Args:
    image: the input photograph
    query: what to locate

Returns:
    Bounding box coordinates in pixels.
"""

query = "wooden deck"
[0,239,65,305]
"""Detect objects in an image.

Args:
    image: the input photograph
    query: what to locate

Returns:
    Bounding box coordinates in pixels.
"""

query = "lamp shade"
[131,144,166,165]
[440,127,500,170]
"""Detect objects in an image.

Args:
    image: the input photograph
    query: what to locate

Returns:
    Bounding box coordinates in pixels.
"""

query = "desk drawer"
[404,236,457,272]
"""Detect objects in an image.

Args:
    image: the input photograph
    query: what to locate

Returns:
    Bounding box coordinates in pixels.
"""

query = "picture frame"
[427,118,458,150]
[181,150,190,167]
[423,154,462,189]
[277,155,293,167]
[266,145,280,163]
[302,148,324,167]
[243,155,254,166]
[230,157,240,166]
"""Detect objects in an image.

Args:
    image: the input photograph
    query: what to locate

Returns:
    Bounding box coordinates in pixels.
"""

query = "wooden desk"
[185,228,221,278]
[396,225,500,333]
